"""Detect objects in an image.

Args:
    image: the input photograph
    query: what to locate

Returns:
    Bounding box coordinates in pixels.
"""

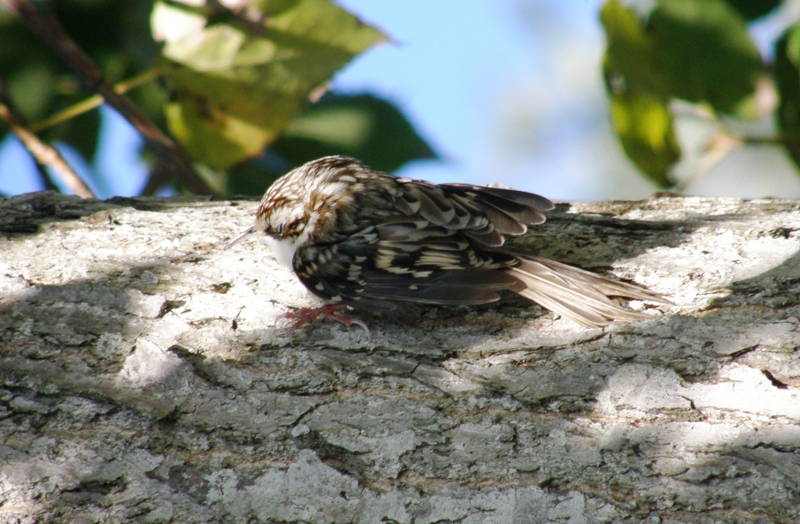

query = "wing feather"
[508,255,665,327]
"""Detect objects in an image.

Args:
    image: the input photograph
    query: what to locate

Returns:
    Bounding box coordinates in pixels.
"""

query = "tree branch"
[1,193,799,522]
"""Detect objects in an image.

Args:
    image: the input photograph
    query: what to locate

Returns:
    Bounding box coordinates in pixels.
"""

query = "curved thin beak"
[225,226,256,250]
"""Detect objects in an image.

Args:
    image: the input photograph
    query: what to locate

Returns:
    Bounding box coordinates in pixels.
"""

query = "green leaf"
[600,1,665,98]
[152,0,389,170]
[649,0,763,114]
[726,0,781,21]
[3,62,57,122]
[607,85,681,188]
[775,24,800,172]
[601,0,763,116]
[274,93,438,172]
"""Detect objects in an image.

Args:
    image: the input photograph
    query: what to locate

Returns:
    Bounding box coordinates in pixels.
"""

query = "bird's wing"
[388,179,554,247]
[293,214,520,310]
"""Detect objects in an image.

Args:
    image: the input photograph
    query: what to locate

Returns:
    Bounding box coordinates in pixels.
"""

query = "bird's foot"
[280,304,370,337]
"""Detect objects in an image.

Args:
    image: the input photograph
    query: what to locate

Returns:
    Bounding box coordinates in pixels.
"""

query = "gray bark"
[1,191,799,523]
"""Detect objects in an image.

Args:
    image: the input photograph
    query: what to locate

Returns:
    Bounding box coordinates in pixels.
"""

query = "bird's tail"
[507,255,665,328]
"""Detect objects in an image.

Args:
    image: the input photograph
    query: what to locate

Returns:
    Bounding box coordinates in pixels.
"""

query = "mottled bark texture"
[1,191,800,523]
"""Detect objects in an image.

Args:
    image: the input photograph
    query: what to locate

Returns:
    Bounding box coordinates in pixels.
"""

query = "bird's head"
[225,156,364,250]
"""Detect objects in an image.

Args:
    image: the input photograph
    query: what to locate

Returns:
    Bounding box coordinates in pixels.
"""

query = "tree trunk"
[1,191,799,523]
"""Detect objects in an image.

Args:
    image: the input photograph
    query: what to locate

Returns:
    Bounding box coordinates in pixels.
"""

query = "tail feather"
[508,256,664,328]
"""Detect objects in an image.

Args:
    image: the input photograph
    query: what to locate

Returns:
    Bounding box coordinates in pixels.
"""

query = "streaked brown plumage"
[227,156,663,328]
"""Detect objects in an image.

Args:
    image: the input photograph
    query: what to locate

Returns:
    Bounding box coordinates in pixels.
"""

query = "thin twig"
[31,68,164,133]
[1,0,213,195]
[0,80,95,198]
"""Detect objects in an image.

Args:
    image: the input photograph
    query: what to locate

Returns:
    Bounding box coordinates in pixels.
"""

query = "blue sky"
[3,1,800,200]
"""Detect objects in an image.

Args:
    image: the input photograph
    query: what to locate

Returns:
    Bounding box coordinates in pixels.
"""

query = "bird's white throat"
[263,235,298,269]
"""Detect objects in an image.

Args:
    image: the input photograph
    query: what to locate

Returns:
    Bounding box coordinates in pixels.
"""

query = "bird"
[226,155,663,331]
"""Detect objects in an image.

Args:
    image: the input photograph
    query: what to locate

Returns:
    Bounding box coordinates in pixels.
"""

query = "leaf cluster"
[601,0,798,189]
[0,0,435,197]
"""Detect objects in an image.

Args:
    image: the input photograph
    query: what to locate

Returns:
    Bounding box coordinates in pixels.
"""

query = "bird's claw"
[279,304,371,338]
